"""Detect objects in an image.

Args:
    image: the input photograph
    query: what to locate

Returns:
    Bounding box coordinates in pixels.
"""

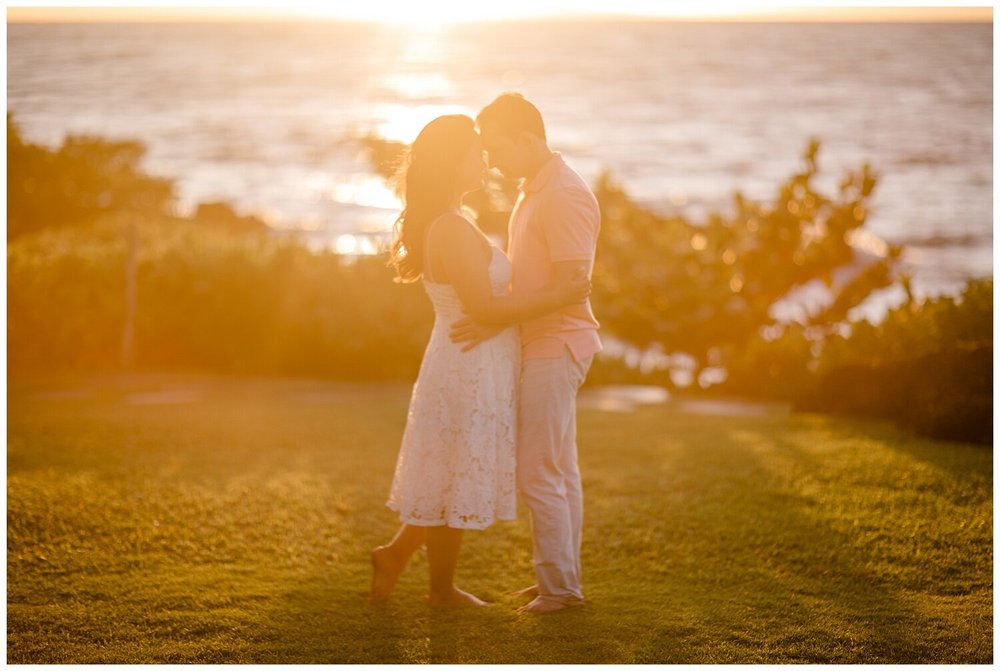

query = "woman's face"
[456,135,487,194]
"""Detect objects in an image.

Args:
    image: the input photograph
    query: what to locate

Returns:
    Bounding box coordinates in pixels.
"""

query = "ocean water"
[8,20,993,304]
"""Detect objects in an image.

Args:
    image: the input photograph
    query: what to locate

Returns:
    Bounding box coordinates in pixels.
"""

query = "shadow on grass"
[623,413,991,663]
[252,578,413,663]
[241,406,991,664]
[830,413,993,483]
[259,561,622,663]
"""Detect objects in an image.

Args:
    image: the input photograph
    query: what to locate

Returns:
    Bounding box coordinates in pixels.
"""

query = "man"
[450,93,601,614]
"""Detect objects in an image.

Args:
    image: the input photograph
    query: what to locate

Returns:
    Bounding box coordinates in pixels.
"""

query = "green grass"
[7,376,992,663]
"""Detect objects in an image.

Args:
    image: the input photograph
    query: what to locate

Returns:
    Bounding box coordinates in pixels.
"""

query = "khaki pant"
[517,347,592,604]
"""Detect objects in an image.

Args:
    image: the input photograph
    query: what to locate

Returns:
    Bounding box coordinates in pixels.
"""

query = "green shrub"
[720,323,817,400]
[717,279,992,443]
[8,215,433,378]
[7,115,174,240]
[819,278,992,372]
[796,343,991,445]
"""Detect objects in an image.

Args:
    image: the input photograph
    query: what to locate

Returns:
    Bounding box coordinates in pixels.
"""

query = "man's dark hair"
[476,92,547,142]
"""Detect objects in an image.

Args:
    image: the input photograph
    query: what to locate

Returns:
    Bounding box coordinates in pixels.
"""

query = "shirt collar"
[520,152,562,194]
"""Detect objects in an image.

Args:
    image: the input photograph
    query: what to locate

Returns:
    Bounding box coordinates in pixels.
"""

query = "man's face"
[478,126,523,180]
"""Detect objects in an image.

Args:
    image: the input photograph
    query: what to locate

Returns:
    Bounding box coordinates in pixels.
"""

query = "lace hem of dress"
[384,502,517,531]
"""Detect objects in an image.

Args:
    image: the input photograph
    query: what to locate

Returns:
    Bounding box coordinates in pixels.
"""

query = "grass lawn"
[7,375,993,663]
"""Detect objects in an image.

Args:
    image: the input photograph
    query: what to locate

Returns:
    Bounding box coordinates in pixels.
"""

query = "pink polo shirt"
[508,152,602,362]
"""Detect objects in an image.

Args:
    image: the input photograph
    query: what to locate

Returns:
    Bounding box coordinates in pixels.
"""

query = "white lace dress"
[386,246,521,530]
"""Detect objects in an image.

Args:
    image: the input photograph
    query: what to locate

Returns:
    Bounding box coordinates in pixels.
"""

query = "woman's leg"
[425,525,487,607]
[370,524,427,601]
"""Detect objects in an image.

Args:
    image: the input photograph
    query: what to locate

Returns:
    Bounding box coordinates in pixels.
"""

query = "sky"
[5,1,994,23]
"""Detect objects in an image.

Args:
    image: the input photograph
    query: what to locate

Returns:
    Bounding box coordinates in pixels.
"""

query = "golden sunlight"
[8,2,991,24]
[301,3,503,26]
[372,103,471,144]
[281,0,994,24]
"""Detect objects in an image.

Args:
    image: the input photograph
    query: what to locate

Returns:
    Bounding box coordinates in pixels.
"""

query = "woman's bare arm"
[427,214,589,326]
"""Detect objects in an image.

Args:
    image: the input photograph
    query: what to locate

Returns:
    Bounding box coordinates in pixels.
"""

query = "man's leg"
[516,352,582,610]
[561,353,592,591]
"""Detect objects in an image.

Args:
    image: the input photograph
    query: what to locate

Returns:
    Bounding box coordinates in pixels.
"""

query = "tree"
[590,141,899,385]
[7,114,174,239]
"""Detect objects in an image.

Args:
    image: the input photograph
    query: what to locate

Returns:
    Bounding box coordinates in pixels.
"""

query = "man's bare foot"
[516,596,583,615]
[427,587,489,608]
[369,546,404,602]
[510,584,539,600]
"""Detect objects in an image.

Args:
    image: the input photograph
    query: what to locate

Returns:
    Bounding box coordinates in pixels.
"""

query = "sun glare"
[289,0,768,24]
[289,0,524,26]
[373,103,471,144]
[278,0,994,24]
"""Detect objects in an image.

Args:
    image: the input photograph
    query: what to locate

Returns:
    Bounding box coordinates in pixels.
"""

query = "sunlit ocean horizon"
[7,20,993,307]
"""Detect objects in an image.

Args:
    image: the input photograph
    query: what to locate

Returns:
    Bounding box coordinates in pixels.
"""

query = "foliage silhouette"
[7,115,174,240]
[591,140,899,382]
[8,121,992,443]
[796,279,992,444]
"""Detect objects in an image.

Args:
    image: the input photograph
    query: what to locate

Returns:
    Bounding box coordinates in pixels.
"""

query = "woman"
[370,115,589,607]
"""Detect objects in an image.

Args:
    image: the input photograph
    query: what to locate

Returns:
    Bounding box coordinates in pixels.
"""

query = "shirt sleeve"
[540,186,601,262]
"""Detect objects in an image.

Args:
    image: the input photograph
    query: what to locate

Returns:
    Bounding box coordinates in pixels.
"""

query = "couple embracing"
[370,93,601,614]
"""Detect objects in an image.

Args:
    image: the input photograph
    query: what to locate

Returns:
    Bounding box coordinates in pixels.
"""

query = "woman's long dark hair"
[389,114,477,283]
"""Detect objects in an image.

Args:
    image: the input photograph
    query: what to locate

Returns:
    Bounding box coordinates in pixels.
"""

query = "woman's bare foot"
[370,546,404,602]
[427,587,489,608]
[510,584,539,600]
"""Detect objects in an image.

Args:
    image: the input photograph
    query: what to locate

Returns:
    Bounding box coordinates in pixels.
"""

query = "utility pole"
[121,217,137,369]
